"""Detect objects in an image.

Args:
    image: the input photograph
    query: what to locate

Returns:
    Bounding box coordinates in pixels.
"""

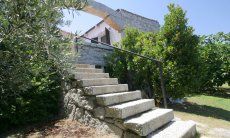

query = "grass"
[170,88,230,121]
[186,95,230,112]
[185,94,230,121]
[170,88,230,138]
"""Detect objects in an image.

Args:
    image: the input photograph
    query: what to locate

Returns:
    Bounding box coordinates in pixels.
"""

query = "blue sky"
[60,0,230,35]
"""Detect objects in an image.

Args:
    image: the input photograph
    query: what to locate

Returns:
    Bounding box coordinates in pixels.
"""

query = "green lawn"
[186,95,230,112]
[171,92,230,121]
[173,93,230,138]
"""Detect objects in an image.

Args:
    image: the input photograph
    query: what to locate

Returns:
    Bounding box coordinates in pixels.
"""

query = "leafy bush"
[106,4,200,100]
[106,29,160,98]
[0,0,85,131]
[198,32,230,90]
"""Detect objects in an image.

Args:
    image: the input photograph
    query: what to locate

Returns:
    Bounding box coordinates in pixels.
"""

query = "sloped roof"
[84,9,160,35]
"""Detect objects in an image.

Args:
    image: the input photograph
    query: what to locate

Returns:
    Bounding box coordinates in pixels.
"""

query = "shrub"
[198,32,230,90]
[0,0,85,131]
[106,28,164,99]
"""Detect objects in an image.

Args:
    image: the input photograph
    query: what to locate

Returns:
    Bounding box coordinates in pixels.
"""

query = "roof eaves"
[84,19,106,35]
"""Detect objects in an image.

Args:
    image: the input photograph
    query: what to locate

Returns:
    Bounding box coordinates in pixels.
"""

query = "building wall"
[118,9,160,33]
[75,42,114,67]
[79,9,160,68]
[83,21,122,45]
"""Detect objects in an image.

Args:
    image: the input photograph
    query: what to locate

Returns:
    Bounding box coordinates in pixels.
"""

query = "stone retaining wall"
[61,74,140,138]
[75,42,114,68]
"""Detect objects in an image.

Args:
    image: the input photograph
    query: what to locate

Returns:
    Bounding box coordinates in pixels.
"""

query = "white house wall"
[84,21,122,45]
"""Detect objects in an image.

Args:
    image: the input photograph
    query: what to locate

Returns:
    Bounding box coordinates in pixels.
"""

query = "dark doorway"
[91,37,98,44]
[101,28,111,45]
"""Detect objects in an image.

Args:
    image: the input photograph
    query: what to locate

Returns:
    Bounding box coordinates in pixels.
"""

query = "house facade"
[83,9,160,45]
[76,0,160,67]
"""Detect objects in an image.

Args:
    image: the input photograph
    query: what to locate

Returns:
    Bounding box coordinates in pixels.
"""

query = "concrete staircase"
[73,64,196,138]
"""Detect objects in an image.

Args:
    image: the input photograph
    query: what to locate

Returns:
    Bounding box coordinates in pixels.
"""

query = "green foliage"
[107,4,229,101]
[0,0,85,131]
[159,4,200,97]
[106,28,161,98]
[106,4,200,100]
[198,32,230,89]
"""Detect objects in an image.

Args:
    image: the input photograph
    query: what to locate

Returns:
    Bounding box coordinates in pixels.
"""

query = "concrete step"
[105,99,155,119]
[84,84,129,95]
[124,108,174,136]
[75,73,109,80]
[76,68,103,73]
[96,90,142,106]
[78,78,118,87]
[76,64,95,68]
[147,120,196,138]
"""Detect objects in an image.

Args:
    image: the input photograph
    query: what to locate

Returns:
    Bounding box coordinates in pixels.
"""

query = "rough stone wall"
[118,9,160,33]
[61,74,139,138]
[75,42,114,67]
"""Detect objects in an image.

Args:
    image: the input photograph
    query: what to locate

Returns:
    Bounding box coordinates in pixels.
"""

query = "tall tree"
[160,4,200,98]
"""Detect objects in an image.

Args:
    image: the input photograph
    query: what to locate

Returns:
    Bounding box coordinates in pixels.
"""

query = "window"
[91,37,98,44]
[101,35,107,44]
[105,28,111,45]
[100,28,111,45]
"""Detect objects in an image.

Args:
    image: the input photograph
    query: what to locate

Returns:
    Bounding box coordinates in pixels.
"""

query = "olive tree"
[0,0,86,131]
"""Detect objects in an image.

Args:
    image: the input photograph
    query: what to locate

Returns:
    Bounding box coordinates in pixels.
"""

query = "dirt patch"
[3,119,117,138]
[174,111,230,138]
